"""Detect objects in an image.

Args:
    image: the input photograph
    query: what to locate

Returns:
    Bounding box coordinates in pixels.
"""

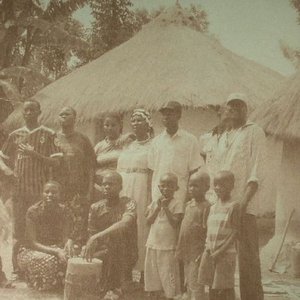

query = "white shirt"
[148,129,203,204]
[219,122,266,215]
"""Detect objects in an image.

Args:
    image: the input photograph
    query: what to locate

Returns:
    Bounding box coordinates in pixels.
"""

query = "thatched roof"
[7,5,284,126]
[252,71,300,141]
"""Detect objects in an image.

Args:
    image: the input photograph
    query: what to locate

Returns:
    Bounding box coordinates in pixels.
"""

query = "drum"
[64,257,103,300]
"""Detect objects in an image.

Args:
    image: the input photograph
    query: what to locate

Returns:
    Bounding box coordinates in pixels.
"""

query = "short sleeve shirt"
[25,201,72,246]
[146,198,184,250]
[88,196,137,237]
[177,199,210,261]
[0,126,61,196]
[148,129,203,203]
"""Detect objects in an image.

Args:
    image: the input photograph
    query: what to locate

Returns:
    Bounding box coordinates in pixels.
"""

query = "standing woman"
[117,109,154,283]
[94,113,134,180]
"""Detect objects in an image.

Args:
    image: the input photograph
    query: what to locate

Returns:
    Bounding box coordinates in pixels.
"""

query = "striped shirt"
[206,200,239,254]
[0,126,61,197]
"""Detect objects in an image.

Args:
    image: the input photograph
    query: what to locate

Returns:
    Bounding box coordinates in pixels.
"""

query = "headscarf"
[131,109,153,129]
[131,108,154,137]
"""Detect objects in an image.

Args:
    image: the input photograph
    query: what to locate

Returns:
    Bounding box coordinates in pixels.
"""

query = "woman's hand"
[64,239,75,258]
[56,248,67,264]
[83,235,99,262]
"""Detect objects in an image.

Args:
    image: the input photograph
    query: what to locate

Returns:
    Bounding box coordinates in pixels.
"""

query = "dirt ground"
[0,216,299,300]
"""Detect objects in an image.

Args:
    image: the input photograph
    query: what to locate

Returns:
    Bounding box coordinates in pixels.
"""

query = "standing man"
[221,93,265,300]
[0,100,61,276]
[148,101,202,205]
[55,106,96,247]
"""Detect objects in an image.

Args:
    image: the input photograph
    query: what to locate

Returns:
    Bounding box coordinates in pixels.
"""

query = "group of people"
[0,93,266,300]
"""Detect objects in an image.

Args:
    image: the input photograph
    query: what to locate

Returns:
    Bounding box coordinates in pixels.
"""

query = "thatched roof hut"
[6,4,283,131]
[252,71,300,141]
[253,71,300,273]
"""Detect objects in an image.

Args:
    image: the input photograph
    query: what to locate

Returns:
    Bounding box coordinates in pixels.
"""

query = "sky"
[73,0,300,76]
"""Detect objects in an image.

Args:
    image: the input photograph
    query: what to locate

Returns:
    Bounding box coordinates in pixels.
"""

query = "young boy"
[199,171,239,300]
[145,173,183,300]
[176,172,211,300]
[83,171,137,300]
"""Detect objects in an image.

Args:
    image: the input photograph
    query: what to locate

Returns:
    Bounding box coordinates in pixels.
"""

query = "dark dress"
[18,201,73,291]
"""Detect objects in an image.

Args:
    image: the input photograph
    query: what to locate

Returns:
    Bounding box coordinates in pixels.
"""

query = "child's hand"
[161,198,169,208]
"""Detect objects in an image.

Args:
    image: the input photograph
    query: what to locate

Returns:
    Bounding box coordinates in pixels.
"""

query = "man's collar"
[22,125,43,133]
[163,128,183,138]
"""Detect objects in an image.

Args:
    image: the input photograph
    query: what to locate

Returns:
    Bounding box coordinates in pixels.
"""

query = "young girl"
[199,170,239,300]
[145,173,183,300]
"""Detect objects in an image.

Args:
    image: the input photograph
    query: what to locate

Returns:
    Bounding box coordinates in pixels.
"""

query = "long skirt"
[18,247,66,291]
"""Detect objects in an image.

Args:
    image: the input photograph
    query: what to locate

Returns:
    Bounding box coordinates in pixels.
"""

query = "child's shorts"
[144,247,181,298]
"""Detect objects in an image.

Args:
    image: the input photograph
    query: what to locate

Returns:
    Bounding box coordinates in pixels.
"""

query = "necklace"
[136,136,151,145]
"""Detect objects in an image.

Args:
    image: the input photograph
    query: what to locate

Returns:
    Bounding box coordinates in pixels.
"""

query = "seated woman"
[17,181,74,291]
[94,113,134,191]
[83,171,137,300]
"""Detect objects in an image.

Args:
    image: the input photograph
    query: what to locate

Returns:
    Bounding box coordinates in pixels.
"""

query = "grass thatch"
[251,71,300,141]
[6,5,284,127]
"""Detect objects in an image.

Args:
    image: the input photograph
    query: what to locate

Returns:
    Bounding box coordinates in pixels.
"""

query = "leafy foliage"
[280,1,300,68]
[0,0,90,98]
[90,0,137,51]
[291,0,300,23]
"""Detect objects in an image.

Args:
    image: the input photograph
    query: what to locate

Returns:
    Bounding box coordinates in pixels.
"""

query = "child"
[198,170,239,300]
[176,171,211,300]
[144,173,183,300]
[83,171,137,300]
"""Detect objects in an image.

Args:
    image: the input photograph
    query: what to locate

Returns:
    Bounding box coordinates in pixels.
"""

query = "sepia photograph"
[0,0,300,299]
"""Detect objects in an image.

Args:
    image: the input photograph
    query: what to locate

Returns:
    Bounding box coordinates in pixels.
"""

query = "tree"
[90,0,138,51]
[280,1,300,69]
[0,0,89,97]
[291,0,300,23]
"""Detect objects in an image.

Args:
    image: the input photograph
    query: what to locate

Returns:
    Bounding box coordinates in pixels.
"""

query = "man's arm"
[241,126,266,212]
[18,143,59,167]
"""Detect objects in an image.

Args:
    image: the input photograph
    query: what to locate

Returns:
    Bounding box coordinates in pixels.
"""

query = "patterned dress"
[18,201,73,291]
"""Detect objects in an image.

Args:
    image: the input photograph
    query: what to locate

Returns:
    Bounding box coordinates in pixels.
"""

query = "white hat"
[226,93,248,106]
